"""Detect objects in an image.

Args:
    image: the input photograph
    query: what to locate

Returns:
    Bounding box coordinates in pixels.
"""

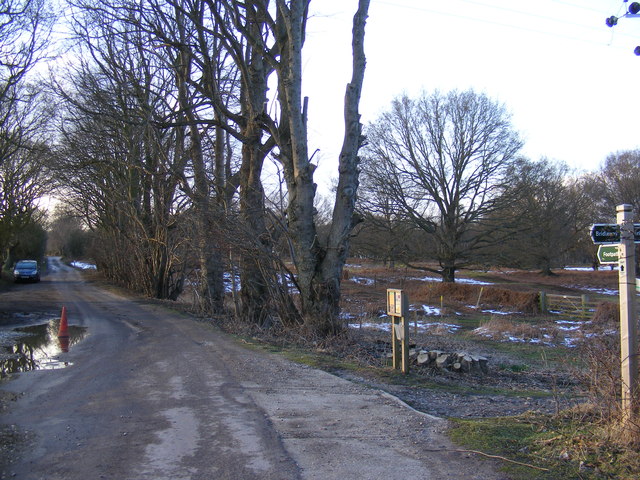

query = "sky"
[300,0,640,195]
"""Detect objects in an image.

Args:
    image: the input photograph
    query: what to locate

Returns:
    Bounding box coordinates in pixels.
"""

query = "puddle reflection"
[1,321,88,377]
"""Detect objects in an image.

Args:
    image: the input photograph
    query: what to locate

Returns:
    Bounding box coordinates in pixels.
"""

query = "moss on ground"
[449,412,640,480]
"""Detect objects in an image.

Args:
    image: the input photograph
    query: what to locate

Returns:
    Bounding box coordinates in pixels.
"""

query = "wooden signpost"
[616,205,638,426]
[590,204,639,427]
[387,289,409,373]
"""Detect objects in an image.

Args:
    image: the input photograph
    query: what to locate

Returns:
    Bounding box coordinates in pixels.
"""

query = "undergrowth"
[450,407,640,479]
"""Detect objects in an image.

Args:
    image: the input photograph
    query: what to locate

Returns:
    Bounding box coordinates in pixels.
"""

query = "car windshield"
[16,261,37,269]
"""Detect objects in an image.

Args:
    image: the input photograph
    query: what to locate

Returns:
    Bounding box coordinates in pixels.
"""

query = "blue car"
[13,260,41,283]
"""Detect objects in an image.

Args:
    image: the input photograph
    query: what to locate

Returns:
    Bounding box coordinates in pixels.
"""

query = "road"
[0,258,507,479]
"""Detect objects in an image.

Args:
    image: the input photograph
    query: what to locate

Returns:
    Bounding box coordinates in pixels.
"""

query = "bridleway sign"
[589,223,640,244]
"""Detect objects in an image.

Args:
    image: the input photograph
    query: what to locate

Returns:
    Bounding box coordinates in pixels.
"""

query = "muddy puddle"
[0,321,87,377]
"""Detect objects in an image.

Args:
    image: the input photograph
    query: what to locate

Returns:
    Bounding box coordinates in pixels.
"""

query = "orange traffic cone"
[58,306,69,338]
[58,336,70,353]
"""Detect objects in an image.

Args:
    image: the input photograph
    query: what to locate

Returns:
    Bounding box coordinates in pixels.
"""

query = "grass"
[450,410,640,479]
[449,415,574,479]
[466,332,580,368]
[237,336,366,375]
[236,332,561,399]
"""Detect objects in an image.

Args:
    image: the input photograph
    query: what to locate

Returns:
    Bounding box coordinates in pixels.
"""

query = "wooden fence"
[539,292,598,320]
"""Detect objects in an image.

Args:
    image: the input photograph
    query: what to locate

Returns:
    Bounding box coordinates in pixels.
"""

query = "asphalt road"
[0,258,508,479]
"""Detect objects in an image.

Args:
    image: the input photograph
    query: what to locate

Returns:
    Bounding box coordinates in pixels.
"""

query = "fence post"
[581,294,589,319]
[475,287,484,309]
[539,291,547,313]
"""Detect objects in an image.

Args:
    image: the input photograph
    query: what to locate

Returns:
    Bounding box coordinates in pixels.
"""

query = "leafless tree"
[52,0,370,336]
[589,150,640,218]
[0,0,55,265]
[263,0,370,334]
[53,5,190,299]
[0,141,51,266]
[493,157,592,274]
[362,90,522,282]
[172,0,371,333]
[140,0,242,314]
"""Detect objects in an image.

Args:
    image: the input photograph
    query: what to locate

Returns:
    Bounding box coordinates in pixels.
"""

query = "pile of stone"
[411,348,489,373]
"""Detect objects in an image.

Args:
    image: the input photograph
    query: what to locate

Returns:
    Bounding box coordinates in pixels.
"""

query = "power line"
[552,0,623,16]
[374,0,637,50]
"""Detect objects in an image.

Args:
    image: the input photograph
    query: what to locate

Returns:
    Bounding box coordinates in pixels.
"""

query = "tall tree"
[590,150,640,218]
[362,90,522,282]
[0,133,51,266]
[54,0,371,336]
[141,0,241,314]
[265,0,370,334]
[186,0,370,333]
[496,157,592,274]
[0,0,54,265]
[54,5,189,299]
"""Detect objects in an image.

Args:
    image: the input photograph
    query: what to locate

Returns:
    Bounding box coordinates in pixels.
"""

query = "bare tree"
[0,0,54,265]
[0,0,53,136]
[0,83,53,266]
[141,0,242,314]
[178,0,371,333]
[46,206,90,258]
[0,140,51,266]
[589,150,640,218]
[53,5,190,299]
[262,0,370,334]
[362,90,522,282]
[494,157,592,274]
[53,0,370,336]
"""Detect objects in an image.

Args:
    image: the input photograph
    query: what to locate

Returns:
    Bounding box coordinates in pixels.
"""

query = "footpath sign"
[597,245,619,264]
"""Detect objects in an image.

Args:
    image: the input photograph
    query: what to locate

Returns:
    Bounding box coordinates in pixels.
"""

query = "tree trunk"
[238,153,270,323]
[275,0,370,335]
[442,265,456,283]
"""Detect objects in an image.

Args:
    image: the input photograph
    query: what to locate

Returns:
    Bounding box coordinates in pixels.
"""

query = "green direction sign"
[597,245,619,264]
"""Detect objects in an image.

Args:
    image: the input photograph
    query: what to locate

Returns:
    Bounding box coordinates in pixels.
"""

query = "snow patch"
[409,276,492,285]
[71,261,97,270]
[350,277,375,286]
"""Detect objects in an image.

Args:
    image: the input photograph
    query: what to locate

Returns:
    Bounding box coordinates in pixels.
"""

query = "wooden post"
[539,291,547,313]
[387,289,409,374]
[401,316,408,373]
[581,294,589,319]
[475,287,484,309]
[392,316,401,369]
[617,204,638,426]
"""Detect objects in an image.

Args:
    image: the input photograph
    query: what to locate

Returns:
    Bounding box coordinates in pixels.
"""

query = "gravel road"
[0,258,509,479]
